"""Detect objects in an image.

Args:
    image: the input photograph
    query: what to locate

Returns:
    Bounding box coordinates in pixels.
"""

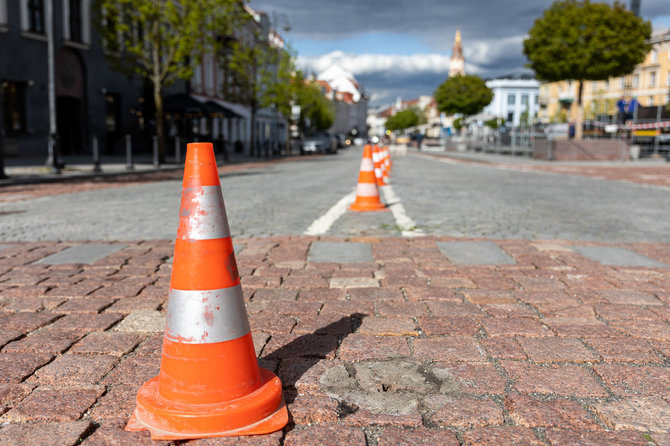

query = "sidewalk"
[0,236,668,445]
[0,150,288,187]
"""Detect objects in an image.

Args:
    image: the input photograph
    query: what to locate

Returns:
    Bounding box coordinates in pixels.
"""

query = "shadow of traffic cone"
[126,142,287,440]
[350,144,387,212]
[372,145,387,187]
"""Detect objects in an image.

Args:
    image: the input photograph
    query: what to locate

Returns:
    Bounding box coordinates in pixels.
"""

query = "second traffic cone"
[350,144,387,211]
[372,145,386,187]
[126,142,287,440]
[379,145,390,184]
[383,145,392,173]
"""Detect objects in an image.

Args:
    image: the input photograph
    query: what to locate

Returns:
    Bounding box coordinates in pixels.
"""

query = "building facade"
[538,28,670,123]
[316,65,368,137]
[0,0,148,157]
[483,74,540,127]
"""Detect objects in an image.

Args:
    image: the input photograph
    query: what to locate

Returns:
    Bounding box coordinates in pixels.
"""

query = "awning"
[191,95,244,119]
[163,93,205,115]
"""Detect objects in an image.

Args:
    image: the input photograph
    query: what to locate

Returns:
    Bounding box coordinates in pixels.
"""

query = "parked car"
[334,133,347,148]
[301,131,338,154]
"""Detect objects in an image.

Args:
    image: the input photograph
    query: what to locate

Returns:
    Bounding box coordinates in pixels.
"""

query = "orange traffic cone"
[383,146,392,173]
[350,145,387,212]
[372,145,386,186]
[379,145,390,184]
[126,142,287,440]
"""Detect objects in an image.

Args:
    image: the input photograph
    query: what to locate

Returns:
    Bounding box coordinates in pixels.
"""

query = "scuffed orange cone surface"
[125,142,287,440]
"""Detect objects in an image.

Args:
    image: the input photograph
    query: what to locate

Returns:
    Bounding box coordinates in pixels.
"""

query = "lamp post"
[45,0,60,173]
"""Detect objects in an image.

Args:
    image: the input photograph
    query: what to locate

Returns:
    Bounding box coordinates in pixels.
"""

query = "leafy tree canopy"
[386,109,420,131]
[434,75,493,116]
[296,81,335,131]
[523,0,651,83]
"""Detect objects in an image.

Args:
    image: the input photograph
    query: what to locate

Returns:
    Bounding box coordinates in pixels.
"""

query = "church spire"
[449,29,465,77]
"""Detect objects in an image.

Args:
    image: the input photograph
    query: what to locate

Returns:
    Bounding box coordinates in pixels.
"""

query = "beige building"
[538,28,670,123]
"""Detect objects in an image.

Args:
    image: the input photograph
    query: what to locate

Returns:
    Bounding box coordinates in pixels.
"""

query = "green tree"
[295,81,335,131]
[385,109,420,131]
[523,0,651,139]
[93,0,240,162]
[434,74,493,117]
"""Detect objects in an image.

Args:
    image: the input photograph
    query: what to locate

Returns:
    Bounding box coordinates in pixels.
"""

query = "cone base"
[125,368,288,440]
[349,201,388,212]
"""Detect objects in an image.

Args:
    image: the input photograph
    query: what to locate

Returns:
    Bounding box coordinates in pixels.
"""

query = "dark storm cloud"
[251,0,668,105]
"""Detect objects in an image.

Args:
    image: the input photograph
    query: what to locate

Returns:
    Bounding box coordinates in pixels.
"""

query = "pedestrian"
[616,96,627,124]
[627,96,639,121]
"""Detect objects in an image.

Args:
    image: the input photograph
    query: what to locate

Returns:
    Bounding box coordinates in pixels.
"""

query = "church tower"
[449,29,465,77]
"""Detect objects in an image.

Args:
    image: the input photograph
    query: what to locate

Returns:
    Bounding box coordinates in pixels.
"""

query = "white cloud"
[298,51,452,76]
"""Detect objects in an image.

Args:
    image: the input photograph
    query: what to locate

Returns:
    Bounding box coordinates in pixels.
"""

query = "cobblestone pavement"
[0,236,669,445]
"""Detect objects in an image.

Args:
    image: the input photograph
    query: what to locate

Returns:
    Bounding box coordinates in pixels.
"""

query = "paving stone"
[424,395,503,428]
[610,320,670,340]
[2,386,103,422]
[437,241,515,265]
[132,334,163,357]
[504,394,600,430]
[54,297,117,314]
[340,407,424,428]
[0,312,60,331]
[357,318,419,336]
[426,301,483,317]
[418,317,480,336]
[404,286,462,302]
[319,301,373,317]
[462,290,517,304]
[0,383,35,413]
[582,337,661,363]
[79,419,170,446]
[542,318,622,337]
[376,301,427,318]
[596,289,663,306]
[481,304,537,318]
[283,424,366,446]
[32,354,118,386]
[1,295,64,313]
[572,246,666,267]
[593,364,670,396]
[104,296,164,313]
[248,313,297,334]
[113,310,165,333]
[544,428,647,446]
[287,394,339,424]
[329,277,379,289]
[501,361,608,397]
[480,317,552,337]
[2,329,83,355]
[0,352,54,383]
[344,287,404,302]
[45,282,104,299]
[48,313,123,332]
[293,313,354,335]
[89,385,140,421]
[432,362,507,395]
[339,334,410,361]
[462,426,545,446]
[413,337,486,362]
[277,358,338,395]
[283,275,329,290]
[0,420,94,446]
[377,427,459,446]
[102,357,160,386]
[0,329,27,349]
[480,337,527,359]
[592,396,670,432]
[594,303,663,321]
[298,288,347,301]
[263,333,339,359]
[429,276,477,289]
[308,242,373,263]
[517,337,598,363]
[36,244,127,265]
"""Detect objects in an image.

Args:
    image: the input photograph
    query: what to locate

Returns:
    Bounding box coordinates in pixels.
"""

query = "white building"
[483,74,540,127]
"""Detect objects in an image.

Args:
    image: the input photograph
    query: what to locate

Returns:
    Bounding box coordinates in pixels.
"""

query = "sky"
[249,0,670,106]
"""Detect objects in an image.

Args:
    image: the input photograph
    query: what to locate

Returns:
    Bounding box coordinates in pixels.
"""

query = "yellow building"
[539,28,670,123]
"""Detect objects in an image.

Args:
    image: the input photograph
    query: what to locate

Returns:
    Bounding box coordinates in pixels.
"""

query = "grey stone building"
[0,0,155,158]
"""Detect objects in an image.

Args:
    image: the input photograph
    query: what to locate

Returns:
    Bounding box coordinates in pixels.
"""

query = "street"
[0,147,670,445]
[1,147,669,242]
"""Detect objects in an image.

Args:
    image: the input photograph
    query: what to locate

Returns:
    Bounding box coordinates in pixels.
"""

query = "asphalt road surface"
[0,147,669,242]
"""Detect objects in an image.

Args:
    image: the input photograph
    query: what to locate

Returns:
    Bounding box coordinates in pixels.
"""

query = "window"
[591,81,597,91]
[0,0,8,27]
[534,95,539,105]
[507,111,514,123]
[507,94,515,105]
[27,0,45,34]
[648,72,656,87]
[604,80,609,90]
[632,74,639,87]
[521,94,529,105]
[2,81,28,134]
[69,0,82,42]
[651,49,657,63]
[619,77,625,89]
[648,96,654,106]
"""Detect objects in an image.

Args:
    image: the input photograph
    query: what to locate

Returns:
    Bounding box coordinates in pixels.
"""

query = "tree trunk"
[153,80,166,164]
[575,80,584,140]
